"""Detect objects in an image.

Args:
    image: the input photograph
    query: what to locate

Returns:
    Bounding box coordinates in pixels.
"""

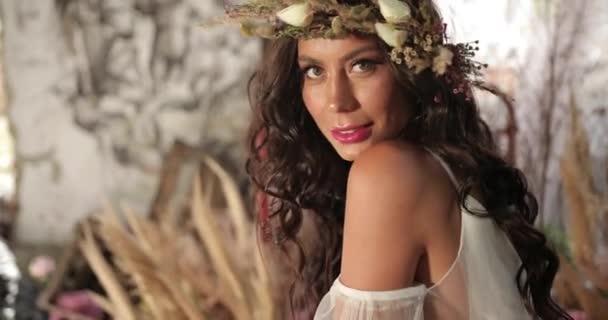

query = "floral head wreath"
[208,0,487,100]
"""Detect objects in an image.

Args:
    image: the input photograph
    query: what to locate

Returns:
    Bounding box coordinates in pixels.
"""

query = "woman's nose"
[327,71,357,112]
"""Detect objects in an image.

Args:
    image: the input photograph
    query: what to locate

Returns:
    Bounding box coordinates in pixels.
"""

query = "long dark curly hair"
[245,1,571,319]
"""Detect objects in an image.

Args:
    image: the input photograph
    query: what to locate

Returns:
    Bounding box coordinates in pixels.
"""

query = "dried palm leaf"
[202,156,251,247]
[56,152,278,320]
[79,221,137,320]
[191,176,249,318]
[201,156,275,319]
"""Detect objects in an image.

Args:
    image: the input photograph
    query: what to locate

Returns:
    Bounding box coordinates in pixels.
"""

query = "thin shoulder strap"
[425,148,460,189]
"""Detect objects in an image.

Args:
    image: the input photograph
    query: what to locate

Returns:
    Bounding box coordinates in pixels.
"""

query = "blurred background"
[0,0,604,319]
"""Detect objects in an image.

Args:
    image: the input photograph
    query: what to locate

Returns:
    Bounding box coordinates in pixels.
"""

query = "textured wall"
[0,0,261,244]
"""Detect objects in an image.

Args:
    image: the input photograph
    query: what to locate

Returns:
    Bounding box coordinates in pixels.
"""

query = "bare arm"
[340,142,430,291]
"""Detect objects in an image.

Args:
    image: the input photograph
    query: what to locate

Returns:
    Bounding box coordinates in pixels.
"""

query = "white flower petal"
[378,0,411,24]
[277,2,313,27]
[375,23,407,48]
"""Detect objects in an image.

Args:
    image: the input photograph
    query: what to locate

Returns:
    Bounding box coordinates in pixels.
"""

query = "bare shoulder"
[340,141,447,290]
[347,140,429,197]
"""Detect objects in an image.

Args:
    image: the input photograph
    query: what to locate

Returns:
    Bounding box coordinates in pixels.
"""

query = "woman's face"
[298,36,411,161]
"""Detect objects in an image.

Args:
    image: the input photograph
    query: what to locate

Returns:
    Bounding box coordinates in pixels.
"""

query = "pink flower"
[50,291,104,320]
[567,310,588,320]
[28,255,56,280]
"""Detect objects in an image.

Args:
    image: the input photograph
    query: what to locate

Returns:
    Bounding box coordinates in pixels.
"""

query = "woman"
[222,0,571,318]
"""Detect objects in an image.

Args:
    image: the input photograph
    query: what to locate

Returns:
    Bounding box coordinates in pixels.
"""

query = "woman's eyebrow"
[297,56,321,65]
[298,45,380,65]
[341,45,380,62]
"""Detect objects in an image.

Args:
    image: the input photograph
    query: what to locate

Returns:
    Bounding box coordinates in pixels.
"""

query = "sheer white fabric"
[313,153,533,320]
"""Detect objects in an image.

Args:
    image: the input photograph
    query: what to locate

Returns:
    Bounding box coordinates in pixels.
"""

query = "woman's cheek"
[303,86,325,121]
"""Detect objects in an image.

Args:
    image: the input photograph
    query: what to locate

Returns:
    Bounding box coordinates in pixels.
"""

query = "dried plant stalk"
[560,94,606,268]
[79,221,137,320]
[46,152,276,319]
[559,93,608,318]
[200,155,275,319]
[202,156,251,246]
[191,176,249,318]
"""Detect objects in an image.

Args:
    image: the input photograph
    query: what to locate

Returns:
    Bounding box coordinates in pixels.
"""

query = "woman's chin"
[333,140,373,162]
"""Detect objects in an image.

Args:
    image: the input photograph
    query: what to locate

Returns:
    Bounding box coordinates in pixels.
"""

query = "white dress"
[313,152,533,320]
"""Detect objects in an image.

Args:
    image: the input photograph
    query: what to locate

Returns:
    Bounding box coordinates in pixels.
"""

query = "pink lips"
[331,123,373,144]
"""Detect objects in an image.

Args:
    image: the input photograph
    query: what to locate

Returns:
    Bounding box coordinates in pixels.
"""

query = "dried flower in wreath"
[205,0,488,94]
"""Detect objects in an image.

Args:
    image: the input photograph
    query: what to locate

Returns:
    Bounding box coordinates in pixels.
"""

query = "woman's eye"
[303,66,324,79]
[352,60,379,73]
